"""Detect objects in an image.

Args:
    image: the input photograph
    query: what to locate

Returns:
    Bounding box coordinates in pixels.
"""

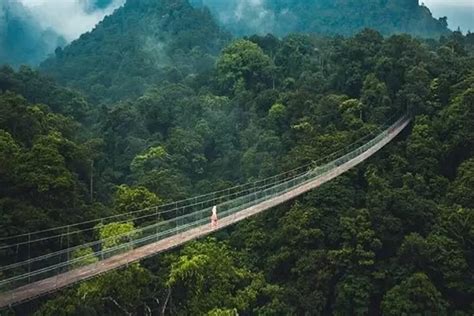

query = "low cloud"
[0,0,125,66]
[19,0,125,42]
[0,0,65,66]
[194,0,279,35]
[233,0,275,33]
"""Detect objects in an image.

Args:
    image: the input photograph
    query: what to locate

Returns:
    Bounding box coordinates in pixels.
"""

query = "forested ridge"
[40,0,231,104]
[190,0,451,38]
[38,0,453,104]
[1,0,474,315]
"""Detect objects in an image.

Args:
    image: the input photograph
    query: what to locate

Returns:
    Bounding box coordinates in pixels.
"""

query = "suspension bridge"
[0,115,410,308]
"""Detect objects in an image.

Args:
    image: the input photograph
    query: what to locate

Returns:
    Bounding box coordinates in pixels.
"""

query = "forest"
[190,0,451,37]
[0,0,474,315]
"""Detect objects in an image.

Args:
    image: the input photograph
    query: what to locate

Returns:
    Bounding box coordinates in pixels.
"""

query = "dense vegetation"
[40,0,230,104]
[191,0,450,38]
[39,0,454,104]
[1,0,474,315]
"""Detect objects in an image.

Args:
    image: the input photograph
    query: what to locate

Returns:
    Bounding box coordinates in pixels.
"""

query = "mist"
[0,0,65,67]
[0,0,125,67]
[191,0,283,36]
[193,0,472,36]
[19,0,126,42]
[2,0,470,68]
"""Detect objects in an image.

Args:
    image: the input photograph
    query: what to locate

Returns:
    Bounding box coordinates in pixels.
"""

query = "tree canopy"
[0,2,473,314]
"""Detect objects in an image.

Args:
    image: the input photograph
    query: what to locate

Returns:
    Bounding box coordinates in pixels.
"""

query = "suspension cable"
[0,113,400,247]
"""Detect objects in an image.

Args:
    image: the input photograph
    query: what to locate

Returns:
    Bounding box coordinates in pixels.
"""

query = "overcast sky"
[422,0,473,6]
[422,0,474,31]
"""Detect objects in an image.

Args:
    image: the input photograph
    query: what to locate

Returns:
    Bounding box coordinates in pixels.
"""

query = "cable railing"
[0,115,409,298]
[0,120,391,253]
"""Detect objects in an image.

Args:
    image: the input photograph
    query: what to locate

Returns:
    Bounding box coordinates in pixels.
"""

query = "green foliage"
[330,210,382,270]
[440,87,474,176]
[114,185,161,214]
[19,132,75,194]
[71,247,98,269]
[130,146,167,175]
[0,130,20,181]
[40,0,230,103]
[0,90,95,243]
[382,273,448,315]
[360,73,391,123]
[165,239,285,314]
[0,66,93,121]
[1,16,473,315]
[450,158,474,207]
[95,222,135,250]
[217,39,274,93]
[35,264,152,316]
[206,308,238,316]
[197,0,450,38]
[166,239,254,313]
[334,274,373,316]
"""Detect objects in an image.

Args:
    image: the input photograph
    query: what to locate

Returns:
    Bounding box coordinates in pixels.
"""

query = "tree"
[96,221,136,251]
[36,222,152,315]
[114,185,161,214]
[0,130,20,183]
[334,274,374,316]
[330,210,382,270]
[17,132,76,207]
[330,210,381,315]
[217,39,274,93]
[360,73,392,123]
[207,308,238,316]
[36,264,153,316]
[439,87,474,176]
[3,19,474,316]
[382,273,448,315]
[339,99,364,129]
[400,65,432,115]
[71,247,98,269]
[448,158,474,207]
[165,239,281,315]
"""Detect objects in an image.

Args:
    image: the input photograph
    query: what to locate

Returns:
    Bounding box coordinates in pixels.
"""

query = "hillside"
[40,0,452,104]
[191,0,451,37]
[2,29,474,314]
[0,0,453,72]
[40,0,230,103]
[1,0,473,314]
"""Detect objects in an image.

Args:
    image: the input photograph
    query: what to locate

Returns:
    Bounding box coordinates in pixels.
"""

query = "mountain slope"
[191,0,451,38]
[40,0,230,103]
[0,0,65,67]
[39,0,451,103]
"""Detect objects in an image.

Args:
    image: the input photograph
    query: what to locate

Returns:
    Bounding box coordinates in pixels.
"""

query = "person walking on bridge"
[211,205,218,228]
